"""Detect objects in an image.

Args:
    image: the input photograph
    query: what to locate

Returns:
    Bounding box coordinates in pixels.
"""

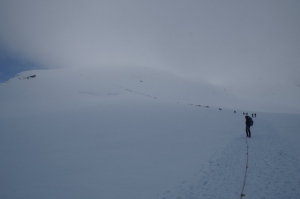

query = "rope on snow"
[240,136,249,198]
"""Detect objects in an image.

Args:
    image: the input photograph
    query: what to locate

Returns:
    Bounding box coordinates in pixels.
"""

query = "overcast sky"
[0,0,300,90]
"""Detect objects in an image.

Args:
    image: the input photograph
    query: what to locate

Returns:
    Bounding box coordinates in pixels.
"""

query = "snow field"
[0,68,300,199]
[160,115,300,199]
[0,98,240,199]
[245,117,300,199]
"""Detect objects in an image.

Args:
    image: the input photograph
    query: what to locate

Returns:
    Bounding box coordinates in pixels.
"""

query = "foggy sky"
[1,0,300,89]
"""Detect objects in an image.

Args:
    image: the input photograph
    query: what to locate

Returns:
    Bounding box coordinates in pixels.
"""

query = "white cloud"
[0,0,299,95]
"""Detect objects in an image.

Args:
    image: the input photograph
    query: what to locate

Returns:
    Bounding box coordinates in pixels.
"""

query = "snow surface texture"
[0,68,300,199]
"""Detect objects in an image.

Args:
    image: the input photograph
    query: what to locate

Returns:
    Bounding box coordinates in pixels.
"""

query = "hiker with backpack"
[245,116,253,137]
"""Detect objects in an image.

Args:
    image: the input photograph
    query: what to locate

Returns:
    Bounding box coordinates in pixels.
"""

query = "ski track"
[113,85,158,99]
[158,118,300,199]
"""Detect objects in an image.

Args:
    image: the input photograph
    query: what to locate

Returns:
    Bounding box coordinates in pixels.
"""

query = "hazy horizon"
[1,0,299,110]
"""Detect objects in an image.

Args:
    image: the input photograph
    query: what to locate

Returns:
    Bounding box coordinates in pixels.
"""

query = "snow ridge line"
[240,136,249,198]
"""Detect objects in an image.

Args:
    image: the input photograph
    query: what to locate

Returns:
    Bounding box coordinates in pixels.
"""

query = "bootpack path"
[159,117,300,199]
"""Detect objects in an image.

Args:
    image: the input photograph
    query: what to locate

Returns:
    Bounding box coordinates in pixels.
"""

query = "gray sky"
[0,1,300,91]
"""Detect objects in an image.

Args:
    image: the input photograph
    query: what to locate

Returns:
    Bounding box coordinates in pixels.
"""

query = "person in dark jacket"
[245,116,252,137]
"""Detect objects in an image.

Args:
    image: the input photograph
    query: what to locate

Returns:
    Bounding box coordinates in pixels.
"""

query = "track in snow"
[159,118,300,199]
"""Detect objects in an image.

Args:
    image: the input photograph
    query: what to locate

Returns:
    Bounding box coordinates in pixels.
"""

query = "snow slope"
[0,68,300,199]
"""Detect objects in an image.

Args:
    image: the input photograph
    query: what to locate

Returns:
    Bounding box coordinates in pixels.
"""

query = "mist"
[1,0,300,108]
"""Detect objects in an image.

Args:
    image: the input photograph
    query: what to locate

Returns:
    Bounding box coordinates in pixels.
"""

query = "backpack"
[249,117,253,126]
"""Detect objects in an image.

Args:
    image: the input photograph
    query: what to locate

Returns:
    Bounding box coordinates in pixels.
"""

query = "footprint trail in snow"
[159,118,300,199]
